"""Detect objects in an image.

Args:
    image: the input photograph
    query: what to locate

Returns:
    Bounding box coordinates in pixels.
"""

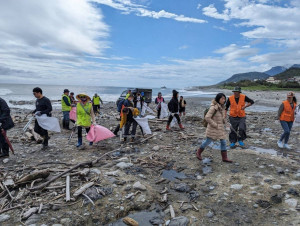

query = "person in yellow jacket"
[277,92,297,149]
[92,93,103,116]
[61,89,72,130]
[120,107,139,142]
[224,87,254,148]
[76,93,96,147]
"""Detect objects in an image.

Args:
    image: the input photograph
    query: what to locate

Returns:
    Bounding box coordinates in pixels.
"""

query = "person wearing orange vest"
[277,92,297,149]
[224,87,254,148]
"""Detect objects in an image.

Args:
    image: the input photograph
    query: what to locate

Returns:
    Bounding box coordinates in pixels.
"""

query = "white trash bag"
[160,102,169,119]
[35,114,61,132]
[294,105,300,127]
[134,116,152,135]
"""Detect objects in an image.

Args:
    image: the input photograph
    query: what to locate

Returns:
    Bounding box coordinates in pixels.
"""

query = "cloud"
[197,4,202,10]
[93,0,206,23]
[178,45,189,50]
[215,44,258,60]
[202,4,230,21]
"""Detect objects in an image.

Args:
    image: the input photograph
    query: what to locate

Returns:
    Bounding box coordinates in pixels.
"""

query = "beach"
[1,89,300,225]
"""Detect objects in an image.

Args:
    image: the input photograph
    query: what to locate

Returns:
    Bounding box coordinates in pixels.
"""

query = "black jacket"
[0,98,14,130]
[168,90,179,113]
[33,96,52,116]
[133,96,144,109]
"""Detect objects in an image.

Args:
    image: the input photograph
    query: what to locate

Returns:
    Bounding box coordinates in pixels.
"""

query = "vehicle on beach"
[116,88,152,106]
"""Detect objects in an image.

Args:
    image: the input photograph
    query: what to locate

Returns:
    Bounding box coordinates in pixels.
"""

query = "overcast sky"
[0,0,299,88]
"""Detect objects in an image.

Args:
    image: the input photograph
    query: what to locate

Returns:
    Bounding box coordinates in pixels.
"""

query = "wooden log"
[22,207,39,220]
[123,217,139,226]
[25,132,34,140]
[16,169,50,184]
[169,205,175,218]
[73,182,94,198]
[28,125,43,142]
[66,175,70,202]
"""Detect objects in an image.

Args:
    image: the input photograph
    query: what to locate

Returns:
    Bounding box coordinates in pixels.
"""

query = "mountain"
[219,72,269,84]
[264,66,287,76]
[290,64,300,68]
[275,67,300,80]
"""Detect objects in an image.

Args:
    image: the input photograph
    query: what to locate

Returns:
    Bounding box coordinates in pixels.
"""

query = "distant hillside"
[275,67,300,80]
[290,64,300,68]
[264,66,287,76]
[219,72,269,84]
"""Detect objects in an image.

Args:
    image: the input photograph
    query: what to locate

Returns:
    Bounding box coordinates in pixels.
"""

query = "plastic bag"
[134,116,152,135]
[294,105,300,127]
[69,107,77,121]
[160,102,169,119]
[35,114,61,132]
[86,124,115,143]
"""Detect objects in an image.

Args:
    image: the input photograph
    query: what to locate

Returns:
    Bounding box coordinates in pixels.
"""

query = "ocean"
[0,83,217,110]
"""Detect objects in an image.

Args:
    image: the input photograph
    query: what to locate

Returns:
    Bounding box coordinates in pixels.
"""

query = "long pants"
[0,132,9,155]
[63,111,70,128]
[93,105,100,114]
[229,116,246,143]
[157,108,161,119]
[167,113,181,125]
[77,126,90,139]
[34,121,48,146]
[279,121,293,144]
[200,137,227,151]
[124,120,138,138]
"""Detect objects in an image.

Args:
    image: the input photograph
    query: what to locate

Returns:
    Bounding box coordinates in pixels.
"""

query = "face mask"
[81,98,87,102]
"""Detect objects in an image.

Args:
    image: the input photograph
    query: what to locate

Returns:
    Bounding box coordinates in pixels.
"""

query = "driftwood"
[73,182,94,198]
[22,207,39,220]
[139,133,157,143]
[66,175,70,202]
[29,149,118,191]
[28,125,43,143]
[123,217,139,226]
[16,170,50,184]
[25,132,33,140]
[169,205,175,218]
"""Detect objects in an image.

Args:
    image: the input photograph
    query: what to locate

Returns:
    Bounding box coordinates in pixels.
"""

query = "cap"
[232,87,241,93]
[64,89,70,93]
[287,91,295,97]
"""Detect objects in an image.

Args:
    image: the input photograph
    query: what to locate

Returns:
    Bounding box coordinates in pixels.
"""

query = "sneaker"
[230,143,236,148]
[238,141,245,147]
[283,143,291,150]
[277,140,283,148]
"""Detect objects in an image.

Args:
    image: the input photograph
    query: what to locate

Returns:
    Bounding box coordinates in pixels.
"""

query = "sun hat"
[76,93,91,101]
[232,87,242,93]
[287,91,295,97]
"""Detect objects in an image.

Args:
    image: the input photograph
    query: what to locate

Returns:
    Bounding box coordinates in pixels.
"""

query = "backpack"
[203,108,217,127]
[117,99,125,112]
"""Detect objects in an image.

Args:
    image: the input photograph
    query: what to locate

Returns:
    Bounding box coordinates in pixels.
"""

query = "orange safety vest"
[229,94,246,117]
[280,100,296,122]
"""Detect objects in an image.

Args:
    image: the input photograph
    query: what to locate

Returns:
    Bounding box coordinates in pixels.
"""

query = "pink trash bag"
[87,124,115,143]
[69,107,77,121]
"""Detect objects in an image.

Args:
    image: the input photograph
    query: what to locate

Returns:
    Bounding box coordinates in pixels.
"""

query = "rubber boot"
[221,151,233,163]
[179,124,184,130]
[0,148,9,158]
[62,119,66,129]
[65,121,71,130]
[166,124,171,130]
[76,138,82,147]
[196,148,204,160]
[42,136,48,150]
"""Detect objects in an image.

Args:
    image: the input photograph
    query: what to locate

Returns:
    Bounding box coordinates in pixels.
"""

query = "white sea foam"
[0,88,13,96]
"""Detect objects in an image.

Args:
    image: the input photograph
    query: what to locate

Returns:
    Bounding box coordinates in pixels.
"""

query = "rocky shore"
[0,92,299,225]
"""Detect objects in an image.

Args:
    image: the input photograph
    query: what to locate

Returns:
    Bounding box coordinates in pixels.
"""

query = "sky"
[0,0,299,88]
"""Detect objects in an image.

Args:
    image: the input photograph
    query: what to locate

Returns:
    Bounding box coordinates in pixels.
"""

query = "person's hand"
[241,106,246,110]
[35,111,41,116]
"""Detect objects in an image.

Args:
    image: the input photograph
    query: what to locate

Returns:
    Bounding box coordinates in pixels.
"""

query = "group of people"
[0,86,298,161]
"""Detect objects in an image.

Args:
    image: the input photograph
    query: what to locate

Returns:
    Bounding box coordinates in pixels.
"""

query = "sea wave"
[0,88,13,96]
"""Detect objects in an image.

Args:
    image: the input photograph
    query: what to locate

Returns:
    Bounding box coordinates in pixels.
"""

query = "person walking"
[225,87,254,148]
[179,96,187,117]
[61,89,71,130]
[92,93,103,116]
[133,92,144,114]
[166,90,184,130]
[32,87,52,150]
[277,92,297,149]
[120,107,140,142]
[113,95,134,135]
[76,93,96,147]
[0,98,14,158]
[196,93,232,163]
[155,92,165,119]
[70,92,76,106]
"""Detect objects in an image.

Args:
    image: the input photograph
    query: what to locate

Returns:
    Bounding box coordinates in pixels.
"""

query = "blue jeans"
[63,111,70,121]
[280,121,293,144]
[200,138,227,151]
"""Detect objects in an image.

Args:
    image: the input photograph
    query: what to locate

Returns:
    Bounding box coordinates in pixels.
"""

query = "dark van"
[116,88,152,106]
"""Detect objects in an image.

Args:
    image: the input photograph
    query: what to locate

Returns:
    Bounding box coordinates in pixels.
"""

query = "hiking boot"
[221,151,233,163]
[166,125,171,131]
[41,145,48,151]
[76,138,82,147]
[283,143,291,150]
[277,140,283,148]
[238,141,245,147]
[230,143,236,148]
[0,152,9,158]
[196,148,204,161]
[179,124,184,130]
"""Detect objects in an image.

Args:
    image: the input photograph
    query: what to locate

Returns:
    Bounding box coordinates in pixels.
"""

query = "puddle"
[161,170,187,181]
[108,210,163,226]
[250,146,278,155]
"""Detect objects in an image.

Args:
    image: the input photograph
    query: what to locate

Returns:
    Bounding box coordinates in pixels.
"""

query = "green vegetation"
[220,79,300,91]
[275,67,300,80]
